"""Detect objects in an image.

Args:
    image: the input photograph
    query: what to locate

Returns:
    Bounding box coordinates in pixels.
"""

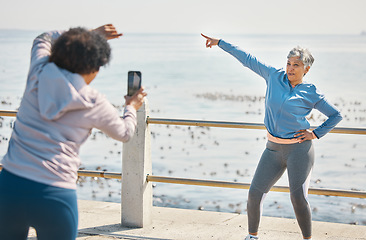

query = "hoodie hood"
[38,62,95,120]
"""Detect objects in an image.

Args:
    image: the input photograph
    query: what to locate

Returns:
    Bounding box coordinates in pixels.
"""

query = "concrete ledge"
[26,199,366,239]
[68,200,366,240]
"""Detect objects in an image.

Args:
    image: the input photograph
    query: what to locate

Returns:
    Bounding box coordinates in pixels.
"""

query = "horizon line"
[0,28,365,37]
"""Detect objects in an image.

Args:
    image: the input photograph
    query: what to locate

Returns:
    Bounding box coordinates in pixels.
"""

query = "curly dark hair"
[49,27,111,74]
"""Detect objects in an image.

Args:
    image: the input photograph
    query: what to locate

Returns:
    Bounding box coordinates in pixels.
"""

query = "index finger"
[201,33,210,40]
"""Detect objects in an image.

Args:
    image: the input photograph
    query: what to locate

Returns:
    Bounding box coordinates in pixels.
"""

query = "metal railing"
[77,169,121,179]
[2,110,366,135]
[146,175,366,198]
[147,117,366,135]
[1,165,365,199]
[0,110,17,117]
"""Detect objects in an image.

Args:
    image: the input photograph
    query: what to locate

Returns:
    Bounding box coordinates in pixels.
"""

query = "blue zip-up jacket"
[218,40,342,139]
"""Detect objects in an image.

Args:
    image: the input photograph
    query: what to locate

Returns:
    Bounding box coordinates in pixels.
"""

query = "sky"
[0,0,366,35]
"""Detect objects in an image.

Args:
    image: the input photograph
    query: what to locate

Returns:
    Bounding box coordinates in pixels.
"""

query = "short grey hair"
[287,46,314,68]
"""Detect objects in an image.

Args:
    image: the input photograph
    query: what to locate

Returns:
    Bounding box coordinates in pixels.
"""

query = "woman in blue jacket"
[201,34,342,240]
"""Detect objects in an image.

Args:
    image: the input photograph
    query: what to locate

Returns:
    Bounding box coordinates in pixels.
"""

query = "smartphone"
[127,71,142,96]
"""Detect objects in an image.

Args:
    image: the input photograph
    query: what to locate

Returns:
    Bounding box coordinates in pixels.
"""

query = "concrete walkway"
[27,200,366,240]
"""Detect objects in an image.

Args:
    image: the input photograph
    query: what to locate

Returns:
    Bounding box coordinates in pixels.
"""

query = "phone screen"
[127,71,142,96]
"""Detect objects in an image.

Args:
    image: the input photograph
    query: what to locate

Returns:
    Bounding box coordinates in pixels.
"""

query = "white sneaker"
[244,235,258,240]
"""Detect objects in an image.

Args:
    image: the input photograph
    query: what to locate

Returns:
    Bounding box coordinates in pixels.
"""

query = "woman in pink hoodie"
[0,24,146,240]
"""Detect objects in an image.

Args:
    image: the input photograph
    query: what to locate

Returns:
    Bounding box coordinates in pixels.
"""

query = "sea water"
[1,30,366,225]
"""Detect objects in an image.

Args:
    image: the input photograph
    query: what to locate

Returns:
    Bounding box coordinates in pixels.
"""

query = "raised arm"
[28,31,64,80]
[28,24,122,84]
[201,33,277,82]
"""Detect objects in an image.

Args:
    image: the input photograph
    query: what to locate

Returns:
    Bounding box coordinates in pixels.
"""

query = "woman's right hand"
[201,33,220,48]
[124,87,147,111]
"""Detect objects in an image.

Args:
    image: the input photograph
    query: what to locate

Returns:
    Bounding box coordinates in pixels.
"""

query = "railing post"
[121,100,152,227]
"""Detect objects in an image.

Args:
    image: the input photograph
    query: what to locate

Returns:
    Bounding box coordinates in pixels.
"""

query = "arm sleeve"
[93,102,137,143]
[312,98,343,138]
[218,39,277,83]
[28,30,64,82]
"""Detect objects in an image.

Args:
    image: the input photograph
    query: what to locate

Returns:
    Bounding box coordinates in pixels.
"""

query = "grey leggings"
[247,140,314,238]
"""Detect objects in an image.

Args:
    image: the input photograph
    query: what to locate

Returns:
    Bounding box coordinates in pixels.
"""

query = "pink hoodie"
[1,31,137,189]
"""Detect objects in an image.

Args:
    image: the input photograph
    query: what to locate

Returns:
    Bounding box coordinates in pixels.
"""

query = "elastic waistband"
[267,132,300,144]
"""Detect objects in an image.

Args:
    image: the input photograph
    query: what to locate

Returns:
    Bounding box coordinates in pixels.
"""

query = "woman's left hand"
[294,129,316,143]
[93,24,123,40]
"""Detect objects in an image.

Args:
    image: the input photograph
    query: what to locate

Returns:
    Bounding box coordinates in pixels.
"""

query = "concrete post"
[121,100,152,228]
